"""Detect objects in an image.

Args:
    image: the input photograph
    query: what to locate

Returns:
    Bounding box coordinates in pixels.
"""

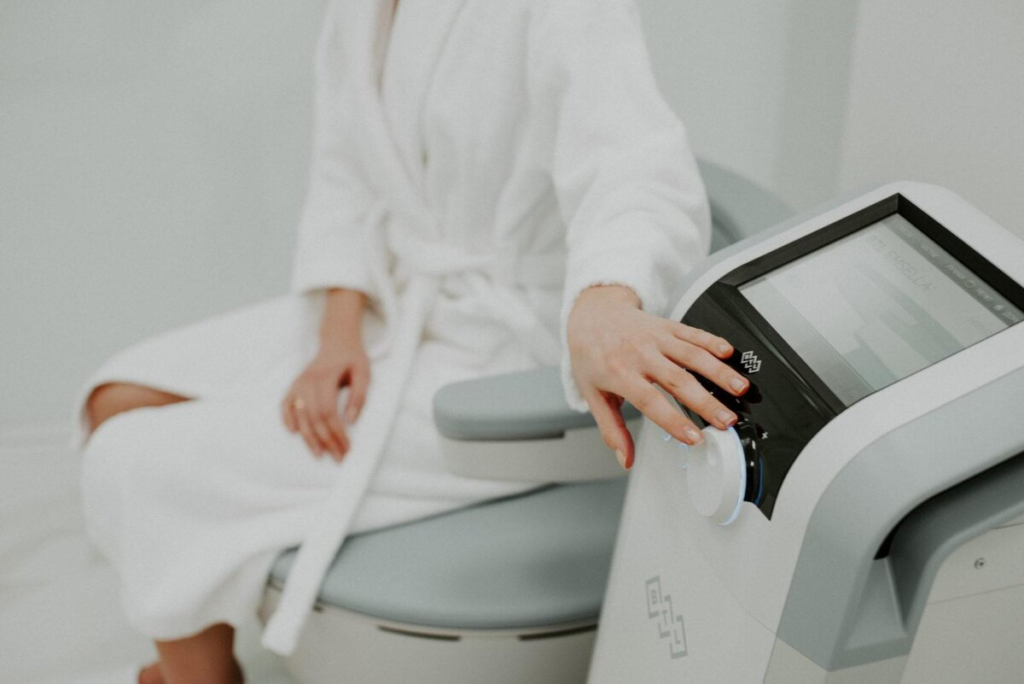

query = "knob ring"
[719,427,747,526]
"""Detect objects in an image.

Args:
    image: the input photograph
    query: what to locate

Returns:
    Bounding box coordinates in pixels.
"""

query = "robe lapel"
[344,0,469,237]
[381,0,469,199]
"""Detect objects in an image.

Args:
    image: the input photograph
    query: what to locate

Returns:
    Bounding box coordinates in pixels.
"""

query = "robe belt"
[262,207,568,655]
[389,233,565,365]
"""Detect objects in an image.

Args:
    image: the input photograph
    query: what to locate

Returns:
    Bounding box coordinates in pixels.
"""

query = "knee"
[85,383,186,435]
[86,383,142,434]
[81,403,168,495]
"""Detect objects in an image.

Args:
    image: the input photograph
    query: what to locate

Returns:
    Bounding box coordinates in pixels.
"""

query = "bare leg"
[85,382,190,436]
[154,623,244,684]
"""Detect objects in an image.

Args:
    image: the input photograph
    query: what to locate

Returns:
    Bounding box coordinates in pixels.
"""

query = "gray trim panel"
[776,366,1024,671]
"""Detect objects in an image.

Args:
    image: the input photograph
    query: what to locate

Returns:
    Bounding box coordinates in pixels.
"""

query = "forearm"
[318,288,367,352]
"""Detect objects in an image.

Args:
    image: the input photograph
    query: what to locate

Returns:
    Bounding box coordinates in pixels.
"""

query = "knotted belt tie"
[388,233,564,365]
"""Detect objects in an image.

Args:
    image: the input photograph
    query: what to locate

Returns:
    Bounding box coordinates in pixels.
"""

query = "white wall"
[0,1,326,424]
[639,0,858,211]
[838,1,1024,241]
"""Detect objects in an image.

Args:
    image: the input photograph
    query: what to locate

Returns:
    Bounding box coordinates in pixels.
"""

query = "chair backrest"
[698,158,794,252]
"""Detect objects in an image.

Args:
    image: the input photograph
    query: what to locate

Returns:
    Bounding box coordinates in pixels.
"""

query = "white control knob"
[686,426,747,525]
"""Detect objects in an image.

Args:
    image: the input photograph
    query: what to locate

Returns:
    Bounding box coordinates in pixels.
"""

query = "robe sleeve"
[530,0,713,411]
[290,0,377,297]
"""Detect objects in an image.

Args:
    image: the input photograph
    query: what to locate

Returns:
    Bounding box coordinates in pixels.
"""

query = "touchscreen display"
[741,214,1023,405]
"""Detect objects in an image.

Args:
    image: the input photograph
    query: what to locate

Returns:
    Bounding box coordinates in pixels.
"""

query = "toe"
[138,662,165,684]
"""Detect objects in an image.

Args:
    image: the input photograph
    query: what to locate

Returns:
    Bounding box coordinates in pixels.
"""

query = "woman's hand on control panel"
[567,285,749,470]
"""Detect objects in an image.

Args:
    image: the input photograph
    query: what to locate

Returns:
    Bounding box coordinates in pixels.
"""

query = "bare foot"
[138,662,165,684]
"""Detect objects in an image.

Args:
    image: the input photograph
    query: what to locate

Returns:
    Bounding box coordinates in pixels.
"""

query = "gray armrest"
[434,367,637,442]
[434,368,639,483]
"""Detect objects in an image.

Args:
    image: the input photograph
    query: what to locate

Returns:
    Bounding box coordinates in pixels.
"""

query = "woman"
[78,0,750,682]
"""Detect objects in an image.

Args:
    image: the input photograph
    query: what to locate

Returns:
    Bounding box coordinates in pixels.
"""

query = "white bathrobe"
[77,0,710,656]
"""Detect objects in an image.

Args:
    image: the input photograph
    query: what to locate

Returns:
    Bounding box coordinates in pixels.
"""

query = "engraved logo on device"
[740,350,762,374]
[645,576,688,659]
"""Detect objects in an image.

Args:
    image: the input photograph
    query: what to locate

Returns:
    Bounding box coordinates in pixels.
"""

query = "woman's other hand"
[282,288,370,461]
[567,285,749,470]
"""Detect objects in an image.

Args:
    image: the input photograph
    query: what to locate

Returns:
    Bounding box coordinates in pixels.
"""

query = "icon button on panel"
[740,350,762,374]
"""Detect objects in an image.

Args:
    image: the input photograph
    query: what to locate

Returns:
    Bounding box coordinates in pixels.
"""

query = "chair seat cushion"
[268,479,627,631]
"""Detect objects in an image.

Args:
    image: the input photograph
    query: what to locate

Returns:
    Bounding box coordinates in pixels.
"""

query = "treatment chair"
[260,159,793,683]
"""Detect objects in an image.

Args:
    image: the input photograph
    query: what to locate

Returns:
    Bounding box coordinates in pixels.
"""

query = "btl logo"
[740,350,762,374]
[646,576,688,659]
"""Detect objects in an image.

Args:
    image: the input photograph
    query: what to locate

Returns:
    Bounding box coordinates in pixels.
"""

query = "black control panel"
[682,284,835,519]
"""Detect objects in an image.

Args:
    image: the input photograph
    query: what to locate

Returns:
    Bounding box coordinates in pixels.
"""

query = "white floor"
[0,424,297,684]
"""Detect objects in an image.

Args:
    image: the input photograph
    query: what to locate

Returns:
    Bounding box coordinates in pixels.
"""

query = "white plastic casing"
[589,182,1024,684]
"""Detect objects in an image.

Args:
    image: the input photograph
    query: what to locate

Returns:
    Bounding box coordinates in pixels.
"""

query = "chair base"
[259,586,597,684]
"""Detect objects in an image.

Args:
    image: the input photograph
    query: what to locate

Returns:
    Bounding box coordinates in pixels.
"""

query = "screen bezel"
[718,194,1024,413]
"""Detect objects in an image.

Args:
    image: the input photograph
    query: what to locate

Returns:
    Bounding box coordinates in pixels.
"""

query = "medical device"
[589,183,1024,683]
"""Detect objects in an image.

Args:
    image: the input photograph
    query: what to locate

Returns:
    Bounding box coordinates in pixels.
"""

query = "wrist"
[568,285,642,356]
[317,330,363,358]
[576,284,642,310]
[318,288,367,351]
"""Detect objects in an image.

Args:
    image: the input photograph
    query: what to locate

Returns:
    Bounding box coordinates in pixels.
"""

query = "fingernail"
[717,410,736,427]
[615,449,627,470]
[718,343,732,356]
[345,407,358,424]
[684,427,703,444]
[730,378,747,393]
